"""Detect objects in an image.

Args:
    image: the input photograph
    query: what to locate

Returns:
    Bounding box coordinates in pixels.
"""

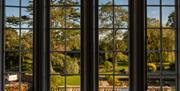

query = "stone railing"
[51,86,172,91]
[51,86,80,91]
[99,86,127,91]
[148,86,172,91]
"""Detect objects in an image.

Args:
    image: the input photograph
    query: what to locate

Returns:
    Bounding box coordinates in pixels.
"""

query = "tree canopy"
[5,1,176,75]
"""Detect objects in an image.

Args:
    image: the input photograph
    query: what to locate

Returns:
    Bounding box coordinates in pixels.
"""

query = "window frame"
[177,0,180,90]
[145,0,179,91]
[33,0,50,91]
[0,0,179,91]
[0,0,4,90]
[129,0,145,90]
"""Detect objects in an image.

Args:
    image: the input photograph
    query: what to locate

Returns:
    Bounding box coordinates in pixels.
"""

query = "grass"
[115,65,128,71]
[66,76,80,86]
[99,66,129,74]
[51,76,80,86]
[51,62,174,86]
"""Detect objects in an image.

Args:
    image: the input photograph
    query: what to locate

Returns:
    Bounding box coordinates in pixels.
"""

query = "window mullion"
[0,0,4,90]
[80,0,99,90]
[129,0,145,90]
[177,0,180,90]
[33,0,50,91]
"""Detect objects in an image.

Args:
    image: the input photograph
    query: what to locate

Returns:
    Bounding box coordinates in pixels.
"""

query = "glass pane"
[66,7,81,28]
[5,0,19,6]
[21,29,33,50]
[114,29,128,51]
[99,6,113,28]
[50,53,65,74]
[5,29,20,50]
[99,76,105,88]
[163,78,176,91]
[147,0,160,5]
[21,73,33,90]
[22,52,33,73]
[99,29,114,51]
[99,0,112,5]
[147,78,161,90]
[21,8,33,28]
[99,75,113,89]
[50,0,65,5]
[162,7,175,28]
[5,73,20,90]
[66,30,80,51]
[162,52,175,72]
[147,7,160,28]
[65,53,80,74]
[50,7,65,28]
[5,52,20,71]
[66,0,80,5]
[99,53,113,74]
[21,52,33,90]
[115,52,128,74]
[66,75,80,89]
[114,0,128,5]
[146,29,160,51]
[162,29,175,50]
[50,76,65,90]
[51,0,80,5]
[162,0,175,5]
[114,76,129,90]
[147,52,160,73]
[5,7,20,28]
[50,29,65,51]
[22,0,33,6]
[114,7,128,28]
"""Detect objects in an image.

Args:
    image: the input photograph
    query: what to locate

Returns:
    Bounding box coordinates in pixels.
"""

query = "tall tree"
[98,3,129,73]
[166,12,176,27]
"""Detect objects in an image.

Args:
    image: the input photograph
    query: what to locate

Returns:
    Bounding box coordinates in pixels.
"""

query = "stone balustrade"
[51,86,172,91]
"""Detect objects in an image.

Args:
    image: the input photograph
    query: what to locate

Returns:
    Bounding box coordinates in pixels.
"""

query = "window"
[50,0,81,90]
[145,0,177,90]
[98,0,129,90]
[0,0,179,91]
[4,0,33,90]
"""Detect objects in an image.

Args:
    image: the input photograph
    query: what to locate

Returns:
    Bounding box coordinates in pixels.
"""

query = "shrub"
[5,83,28,91]
[169,62,175,71]
[147,63,157,72]
[105,76,113,85]
[104,61,113,72]
[50,76,64,88]
[105,76,122,86]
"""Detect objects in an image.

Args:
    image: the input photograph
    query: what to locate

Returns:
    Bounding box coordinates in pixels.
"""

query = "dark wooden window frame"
[0,0,179,91]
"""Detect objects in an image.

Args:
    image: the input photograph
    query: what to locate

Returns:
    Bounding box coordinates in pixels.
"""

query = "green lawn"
[66,76,80,86]
[51,76,80,86]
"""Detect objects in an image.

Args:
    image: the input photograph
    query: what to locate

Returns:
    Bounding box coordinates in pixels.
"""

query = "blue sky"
[5,0,33,28]
[6,0,32,6]
[99,0,128,5]
[147,7,175,26]
[6,0,175,27]
[147,0,175,5]
[147,0,175,26]
[99,0,175,5]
